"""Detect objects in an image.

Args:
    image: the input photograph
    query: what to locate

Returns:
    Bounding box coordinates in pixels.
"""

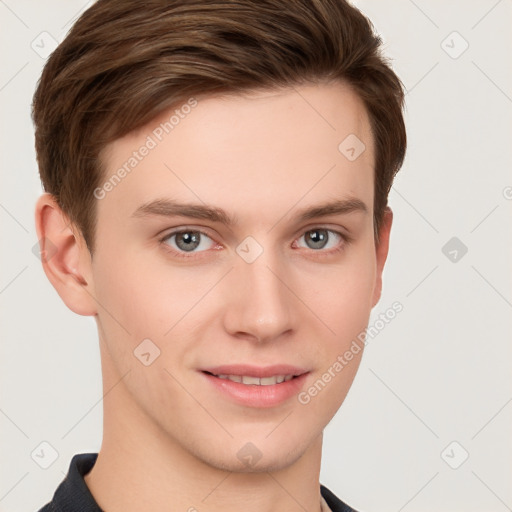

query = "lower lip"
[201,372,309,408]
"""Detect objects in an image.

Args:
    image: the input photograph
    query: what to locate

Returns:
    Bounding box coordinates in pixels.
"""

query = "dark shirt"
[37,453,357,512]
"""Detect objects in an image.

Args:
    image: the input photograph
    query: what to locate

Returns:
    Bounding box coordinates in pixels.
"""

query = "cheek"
[90,247,166,355]
[92,246,219,361]
[299,251,375,416]
[301,242,377,340]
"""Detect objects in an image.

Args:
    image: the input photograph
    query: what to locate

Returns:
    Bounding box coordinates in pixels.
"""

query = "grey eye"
[164,230,214,253]
[297,229,342,251]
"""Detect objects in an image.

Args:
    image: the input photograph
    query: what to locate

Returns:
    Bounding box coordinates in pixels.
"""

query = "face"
[82,82,389,472]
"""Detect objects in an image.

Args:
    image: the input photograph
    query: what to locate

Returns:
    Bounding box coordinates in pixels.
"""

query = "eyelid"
[293,227,351,251]
[158,225,217,241]
[293,222,352,240]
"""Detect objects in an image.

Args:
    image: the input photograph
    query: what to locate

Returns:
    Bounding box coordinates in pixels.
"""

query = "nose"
[222,249,295,343]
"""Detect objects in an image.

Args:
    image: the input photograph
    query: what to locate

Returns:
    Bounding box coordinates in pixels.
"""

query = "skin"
[35,81,392,512]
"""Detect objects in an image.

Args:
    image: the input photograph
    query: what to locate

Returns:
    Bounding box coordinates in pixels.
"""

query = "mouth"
[199,364,310,407]
[202,371,300,386]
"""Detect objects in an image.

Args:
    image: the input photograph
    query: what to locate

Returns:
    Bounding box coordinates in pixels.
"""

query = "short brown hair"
[32,0,406,254]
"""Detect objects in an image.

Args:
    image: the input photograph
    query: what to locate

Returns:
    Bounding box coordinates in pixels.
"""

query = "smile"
[206,373,297,385]
[200,365,309,408]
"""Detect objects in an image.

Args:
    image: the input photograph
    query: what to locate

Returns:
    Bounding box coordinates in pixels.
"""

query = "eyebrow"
[131,197,368,226]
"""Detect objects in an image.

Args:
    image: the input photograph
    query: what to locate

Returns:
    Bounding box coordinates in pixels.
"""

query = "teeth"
[215,374,295,385]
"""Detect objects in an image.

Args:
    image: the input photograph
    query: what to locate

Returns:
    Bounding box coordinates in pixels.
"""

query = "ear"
[371,207,393,307]
[34,193,98,316]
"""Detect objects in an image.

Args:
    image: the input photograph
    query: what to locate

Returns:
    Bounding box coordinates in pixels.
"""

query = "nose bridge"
[226,240,294,341]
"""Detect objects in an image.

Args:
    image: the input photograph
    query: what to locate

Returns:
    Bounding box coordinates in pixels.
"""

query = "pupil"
[306,229,328,249]
[176,231,200,251]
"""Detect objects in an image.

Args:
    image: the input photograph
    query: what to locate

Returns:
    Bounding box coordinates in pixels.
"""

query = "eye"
[161,229,216,255]
[295,228,345,251]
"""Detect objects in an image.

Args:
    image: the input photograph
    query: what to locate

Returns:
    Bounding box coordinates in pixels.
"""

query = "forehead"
[98,81,374,226]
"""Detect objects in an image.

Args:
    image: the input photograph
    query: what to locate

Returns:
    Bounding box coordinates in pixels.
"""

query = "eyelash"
[158,227,352,260]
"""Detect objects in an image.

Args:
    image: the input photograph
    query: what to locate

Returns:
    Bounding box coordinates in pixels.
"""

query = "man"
[33,1,406,511]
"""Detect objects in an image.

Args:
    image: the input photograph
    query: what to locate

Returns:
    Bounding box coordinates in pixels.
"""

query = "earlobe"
[34,193,98,316]
[371,207,393,308]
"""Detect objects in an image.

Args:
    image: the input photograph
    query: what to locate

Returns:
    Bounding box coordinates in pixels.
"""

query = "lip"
[199,364,310,408]
[201,364,308,378]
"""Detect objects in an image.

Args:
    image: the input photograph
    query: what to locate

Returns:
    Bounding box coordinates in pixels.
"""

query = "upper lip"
[201,364,309,378]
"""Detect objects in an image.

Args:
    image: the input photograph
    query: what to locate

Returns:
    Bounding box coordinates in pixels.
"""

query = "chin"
[189,434,311,474]
[208,449,303,474]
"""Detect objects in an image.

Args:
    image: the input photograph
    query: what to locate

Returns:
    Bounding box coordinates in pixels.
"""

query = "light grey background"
[1,1,511,511]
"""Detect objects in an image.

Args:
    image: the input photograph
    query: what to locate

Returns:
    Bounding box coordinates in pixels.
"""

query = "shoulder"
[36,504,55,512]
[35,453,102,512]
[321,484,360,512]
